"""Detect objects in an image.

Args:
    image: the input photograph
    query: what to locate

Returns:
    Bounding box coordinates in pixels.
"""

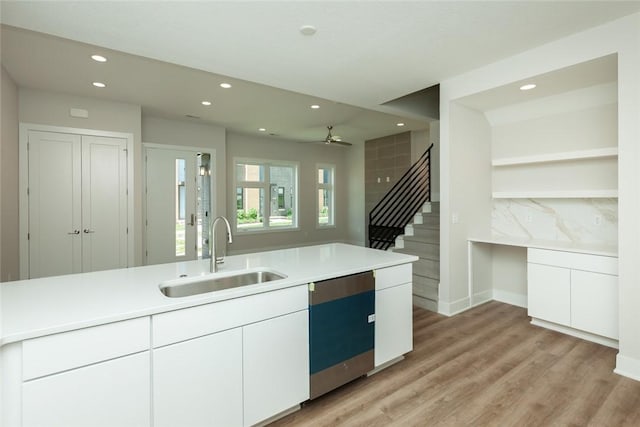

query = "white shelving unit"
[492,189,618,199]
[492,147,618,167]
[491,146,618,199]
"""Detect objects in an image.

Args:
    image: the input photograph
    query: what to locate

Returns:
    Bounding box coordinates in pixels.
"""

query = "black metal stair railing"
[368,144,432,250]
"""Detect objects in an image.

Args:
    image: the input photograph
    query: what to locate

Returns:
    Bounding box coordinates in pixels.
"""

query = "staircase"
[392,201,440,312]
[366,144,439,312]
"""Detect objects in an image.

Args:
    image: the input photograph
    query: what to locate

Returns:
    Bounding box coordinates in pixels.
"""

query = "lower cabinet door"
[153,328,243,427]
[22,352,150,427]
[527,263,571,326]
[375,283,413,367]
[571,270,619,339]
[243,310,309,427]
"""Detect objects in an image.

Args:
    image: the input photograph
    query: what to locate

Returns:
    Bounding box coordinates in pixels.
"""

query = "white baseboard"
[493,289,527,308]
[471,290,493,307]
[530,318,618,349]
[614,354,640,381]
[438,296,470,316]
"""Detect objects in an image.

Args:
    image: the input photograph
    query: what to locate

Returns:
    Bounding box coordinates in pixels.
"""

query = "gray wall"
[226,132,354,254]
[18,88,144,265]
[1,65,19,282]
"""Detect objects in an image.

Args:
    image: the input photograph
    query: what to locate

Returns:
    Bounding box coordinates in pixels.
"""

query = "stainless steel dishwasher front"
[308,271,375,399]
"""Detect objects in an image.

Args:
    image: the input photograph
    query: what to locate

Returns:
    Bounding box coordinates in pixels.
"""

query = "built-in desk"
[468,236,618,348]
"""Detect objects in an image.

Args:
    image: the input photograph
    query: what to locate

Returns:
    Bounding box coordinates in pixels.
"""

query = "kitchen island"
[0,243,417,427]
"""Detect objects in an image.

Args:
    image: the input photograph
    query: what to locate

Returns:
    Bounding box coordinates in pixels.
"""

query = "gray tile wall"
[364,131,412,243]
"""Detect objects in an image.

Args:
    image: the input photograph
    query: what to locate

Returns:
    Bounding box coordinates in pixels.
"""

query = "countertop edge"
[1,253,418,347]
[468,236,618,257]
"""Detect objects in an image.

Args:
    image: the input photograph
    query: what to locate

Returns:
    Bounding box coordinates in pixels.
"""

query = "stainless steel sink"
[160,270,287,298]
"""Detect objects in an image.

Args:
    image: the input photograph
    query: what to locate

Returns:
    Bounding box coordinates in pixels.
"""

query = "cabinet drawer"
[528,248,617,275]
[153,285,307,347]
[23,317,150,381]
[375,263,412,291]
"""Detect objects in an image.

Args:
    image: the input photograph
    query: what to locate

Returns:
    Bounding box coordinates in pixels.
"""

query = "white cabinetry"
[23,352,150,427]
[153,328,243,427]
[374,263,413,367]
[21,318,151,427]
[243,310,309,426]
[152,285,309,427]
[527,263,571,326]
[527,248,618,344]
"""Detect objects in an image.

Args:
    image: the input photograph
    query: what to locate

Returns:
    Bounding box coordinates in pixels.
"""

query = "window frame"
[316,163,335,228]
[234,157,299,234]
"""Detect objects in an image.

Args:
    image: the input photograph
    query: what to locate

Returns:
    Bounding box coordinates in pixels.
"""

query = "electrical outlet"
[594,215,602,226]
[452,213,459,224]
[526,214,533,223]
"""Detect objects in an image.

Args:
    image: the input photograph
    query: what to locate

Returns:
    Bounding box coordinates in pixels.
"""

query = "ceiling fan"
[301,126,352,146]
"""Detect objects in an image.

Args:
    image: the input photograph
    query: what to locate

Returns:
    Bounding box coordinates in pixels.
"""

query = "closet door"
[28,131,82,278]
[81,136,128,272]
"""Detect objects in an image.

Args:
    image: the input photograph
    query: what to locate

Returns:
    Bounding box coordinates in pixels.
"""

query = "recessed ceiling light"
[220,83,232,89]
[520,83,537,91]
[91,54,107,63]
[92,82,106,88]
[258,128,266,132]
[300,25,317,36]
[397,122,405,127]
[310,104,320,109]
[201,101,212,106]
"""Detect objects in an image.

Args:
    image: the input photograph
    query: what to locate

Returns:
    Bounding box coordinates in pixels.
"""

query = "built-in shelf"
[492,189,618,199]
[492,147,618,167]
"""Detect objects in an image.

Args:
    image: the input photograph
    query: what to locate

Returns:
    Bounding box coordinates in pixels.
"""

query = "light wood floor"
[271,301,640,427]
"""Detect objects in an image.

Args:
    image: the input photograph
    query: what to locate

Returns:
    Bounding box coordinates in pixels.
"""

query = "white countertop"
[468,236,617,257]
[0,243,417,346]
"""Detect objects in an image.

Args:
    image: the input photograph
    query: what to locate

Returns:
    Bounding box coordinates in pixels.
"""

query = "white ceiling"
[2,1,639,143]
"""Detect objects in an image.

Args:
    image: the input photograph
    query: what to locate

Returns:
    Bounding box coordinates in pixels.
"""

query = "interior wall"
[347,143,365,246]
[225,132,351,254]
[18,89,144,265]
[1,65,19,282]
[439,12,640,378]
[141,115,227,224]
[439,102,492,313]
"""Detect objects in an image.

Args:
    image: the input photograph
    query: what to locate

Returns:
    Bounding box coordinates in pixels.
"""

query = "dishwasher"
[308,271,375,399]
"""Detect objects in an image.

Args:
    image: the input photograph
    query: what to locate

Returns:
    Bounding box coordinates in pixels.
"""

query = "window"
[317,165,335,227]
[235,160,298,232]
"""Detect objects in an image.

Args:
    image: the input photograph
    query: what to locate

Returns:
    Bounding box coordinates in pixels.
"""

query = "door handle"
[67,230,80,235]
[189,213,195,226]
[83,229,95,234]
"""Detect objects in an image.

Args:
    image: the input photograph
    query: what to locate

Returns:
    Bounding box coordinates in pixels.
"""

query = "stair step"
[402,234,439,249]
[424,201,440,213]
[394,244,439,261]
[413,276,438,300]
[413,258,440,280]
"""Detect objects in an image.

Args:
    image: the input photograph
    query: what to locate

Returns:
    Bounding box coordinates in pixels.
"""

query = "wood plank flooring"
[270,301,640,427]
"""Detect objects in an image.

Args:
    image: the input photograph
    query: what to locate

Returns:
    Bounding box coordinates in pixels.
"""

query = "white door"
[145,148,206,265]
[27,130,128,278]
[81,136,128,272]
[28,131,82,278]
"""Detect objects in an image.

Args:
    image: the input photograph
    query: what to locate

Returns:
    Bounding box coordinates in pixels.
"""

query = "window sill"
[235,226,300,235]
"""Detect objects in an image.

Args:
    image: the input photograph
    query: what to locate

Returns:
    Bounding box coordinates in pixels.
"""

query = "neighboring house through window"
[317,164,335,227]
[235,159,298,231]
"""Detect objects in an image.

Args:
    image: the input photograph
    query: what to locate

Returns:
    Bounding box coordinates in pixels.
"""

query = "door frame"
[142,143,217,265]
[19,123,135,279]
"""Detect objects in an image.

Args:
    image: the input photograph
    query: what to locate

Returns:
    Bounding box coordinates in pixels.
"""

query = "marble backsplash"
[492,198,618,245]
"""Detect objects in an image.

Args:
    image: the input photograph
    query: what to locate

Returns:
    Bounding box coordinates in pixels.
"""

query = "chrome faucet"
[210,216,233,273]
